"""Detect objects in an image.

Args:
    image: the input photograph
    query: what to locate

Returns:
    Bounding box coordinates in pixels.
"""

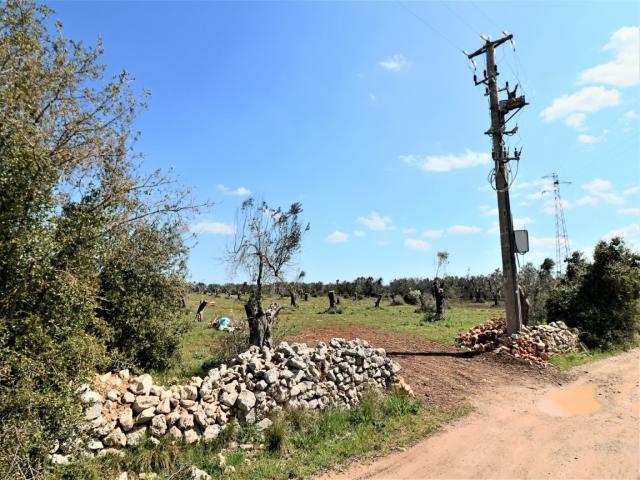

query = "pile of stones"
[458,319,580,365]
[67,338,410,457]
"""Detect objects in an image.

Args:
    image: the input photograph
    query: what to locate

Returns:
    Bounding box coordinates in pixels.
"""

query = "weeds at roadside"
[51,390,465,480]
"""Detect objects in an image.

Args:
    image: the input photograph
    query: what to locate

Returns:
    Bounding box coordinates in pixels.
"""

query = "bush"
[403,290,421,306]
[0,4,193,477]
[546,238,640,348]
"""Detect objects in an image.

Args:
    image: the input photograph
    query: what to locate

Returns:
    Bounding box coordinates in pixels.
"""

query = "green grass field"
[157,293,504,383]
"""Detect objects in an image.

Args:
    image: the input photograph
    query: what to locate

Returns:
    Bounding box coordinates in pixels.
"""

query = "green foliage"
[546,238,640,348]
[0,3,193,477]
[403,289,422,306]
[518,259,556,324]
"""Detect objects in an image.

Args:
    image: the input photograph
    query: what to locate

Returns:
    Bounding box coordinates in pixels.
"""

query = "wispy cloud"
[479,205,498,216]
[379,54,407,72]
[400,149,490,173]
[579,26,640,87]
[421,229,443,238]
[618,208,640,216]
[404,238,431,251]
[352,230,366,238]
[190,222,235,235]
[541,86,621,123]
[448,225,481,234]
[327,231,349,243]
[401,227,417,234]
[604,223,640,249]
[488,217,533,234]
[357,212,392,231]
[578,133,604,144]
[217,184,252,196]
[581,178,624,204]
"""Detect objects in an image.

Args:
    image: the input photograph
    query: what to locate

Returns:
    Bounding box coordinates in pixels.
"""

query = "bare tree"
[227,199,309,347]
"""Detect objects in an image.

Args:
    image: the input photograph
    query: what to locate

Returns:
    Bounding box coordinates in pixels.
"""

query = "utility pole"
[466,34,527,335]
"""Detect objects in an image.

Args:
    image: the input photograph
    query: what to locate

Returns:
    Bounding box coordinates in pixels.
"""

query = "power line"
[443,2,481,37]
[470,1,502,32]
[395,1,465,54]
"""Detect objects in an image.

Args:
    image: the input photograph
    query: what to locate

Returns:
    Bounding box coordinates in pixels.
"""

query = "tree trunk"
[328,290,336,309]
[289,289,297,307]
[374,294,383,308]
[303,292,309,301]
[519,285,530,326]
[245,297,282,348]
[432,282,445,320]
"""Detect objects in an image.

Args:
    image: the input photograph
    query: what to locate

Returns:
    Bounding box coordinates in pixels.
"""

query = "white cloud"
[352,230,366,237]
[190,222,235,235]
[421,229,443,238]
[623,185,640,196]
[575,195,599,206]
[448,225,481,234]
[618,208,640,216]
[217,184,252,196]
[404,238,432,251]
[580,178,624,205]
[357,212,392,231]
[480,205,498,216]
[624,110,638,121]
[578,133,603,144]
[401,227,417,234]
[603,223,640,249]
[369,93,377,101]
[579,26,640,87]
[400,149,491,173]
[487,217,533,235]
[327,231,349,243]
[541,86,621,123]
[379,54,407,72]
[565,112,587,129]
[583,178,612,193]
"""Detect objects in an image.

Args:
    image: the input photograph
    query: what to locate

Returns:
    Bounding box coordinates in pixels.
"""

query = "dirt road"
[320,348,640,480]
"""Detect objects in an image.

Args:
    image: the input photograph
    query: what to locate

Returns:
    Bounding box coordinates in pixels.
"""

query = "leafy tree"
[0,2,195,476]
[546,238,640,348]
[486,269,503,306]
[228,199,309,347]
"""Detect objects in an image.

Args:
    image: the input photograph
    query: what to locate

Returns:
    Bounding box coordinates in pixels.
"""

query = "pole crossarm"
[465,34,513,59]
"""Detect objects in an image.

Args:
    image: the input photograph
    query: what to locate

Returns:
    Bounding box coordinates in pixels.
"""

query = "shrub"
[403,290,421,306]
[0,3,193,477]
[546,238,640,348]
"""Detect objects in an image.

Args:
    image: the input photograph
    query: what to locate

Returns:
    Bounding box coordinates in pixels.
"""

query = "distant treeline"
[190,269,524,304]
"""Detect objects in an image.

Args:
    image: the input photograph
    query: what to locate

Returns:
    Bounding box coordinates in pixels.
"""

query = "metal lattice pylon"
[543,174,570,275]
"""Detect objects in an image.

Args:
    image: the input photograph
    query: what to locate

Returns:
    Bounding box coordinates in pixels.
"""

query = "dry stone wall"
[458,319,580,365]
[74,338,411,454]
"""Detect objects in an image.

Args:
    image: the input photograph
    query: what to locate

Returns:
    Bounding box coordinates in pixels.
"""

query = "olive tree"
[228,199,309,347]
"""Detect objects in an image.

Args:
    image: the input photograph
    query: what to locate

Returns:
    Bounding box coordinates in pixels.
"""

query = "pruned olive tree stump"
[328,290,336,309]
[245,300,283,348]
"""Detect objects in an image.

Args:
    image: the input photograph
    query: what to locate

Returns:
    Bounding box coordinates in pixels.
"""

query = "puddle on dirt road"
[538,383,602,417]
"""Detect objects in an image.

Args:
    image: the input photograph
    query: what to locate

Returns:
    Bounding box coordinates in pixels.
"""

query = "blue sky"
[50,1,639,283]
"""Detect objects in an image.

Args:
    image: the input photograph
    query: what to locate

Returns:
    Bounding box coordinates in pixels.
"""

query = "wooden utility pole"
[466,34,527,334]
